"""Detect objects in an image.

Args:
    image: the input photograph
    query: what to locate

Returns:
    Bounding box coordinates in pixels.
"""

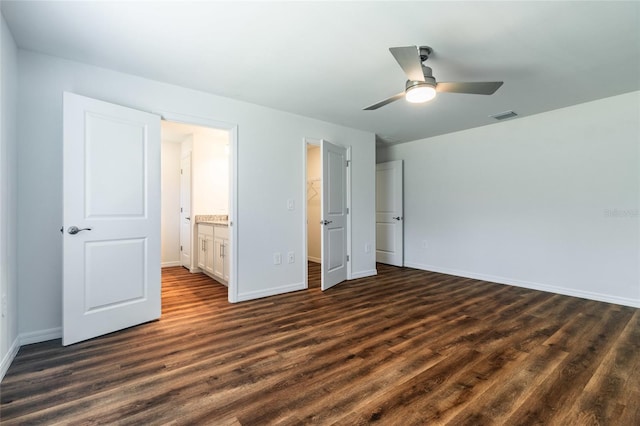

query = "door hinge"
[346,160,351,167]
[346,207,349,214]
[180,207,183,213]
[346,254,350,262]
[180,245,183,252]
[181,169,183,175]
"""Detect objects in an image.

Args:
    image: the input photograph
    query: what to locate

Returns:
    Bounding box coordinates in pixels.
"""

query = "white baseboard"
[161,261,181,268]
[0,337,20,382]
[20,327,62,345]
[237,281,306,302]
[1,327,62,382]
[351,269,378,279]
[404,261,640,309]
[307,256,321,264]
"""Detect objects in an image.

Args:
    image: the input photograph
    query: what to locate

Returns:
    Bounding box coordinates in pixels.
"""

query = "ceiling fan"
[363,45,503,110]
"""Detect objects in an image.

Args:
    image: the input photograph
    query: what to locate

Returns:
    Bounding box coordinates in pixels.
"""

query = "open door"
[376,160,404,266]
[63,92,161,346]
[321,139,348,290]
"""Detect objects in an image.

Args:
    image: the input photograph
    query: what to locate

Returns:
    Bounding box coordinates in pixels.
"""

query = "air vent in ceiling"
[490,110,518,121]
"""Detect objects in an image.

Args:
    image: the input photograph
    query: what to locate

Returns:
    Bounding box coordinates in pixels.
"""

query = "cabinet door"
[213,236,225,279]
[205,234,215,274]
[197,233,207,270]
[223,239,230,283]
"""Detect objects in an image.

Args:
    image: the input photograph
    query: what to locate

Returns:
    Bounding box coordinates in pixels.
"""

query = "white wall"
[192,132,215,215]
[0,12,19,379]
[192,129,229,216]
[16,51,376,336]
[307,145,321,262]
[378,91,640,307]
[209,132,230,216]
[161,140,181,267]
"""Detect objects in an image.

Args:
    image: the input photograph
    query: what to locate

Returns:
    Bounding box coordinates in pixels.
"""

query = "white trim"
[228,125,239,303]
[20,327,62,345]
[161,261,181,268]
[351,269,378,279]
[0,337,20,382]
[237,282,306,302]
[346,146,352,280]
[2,327,63,379]
[404,262,640,309]
[307,256,321,264]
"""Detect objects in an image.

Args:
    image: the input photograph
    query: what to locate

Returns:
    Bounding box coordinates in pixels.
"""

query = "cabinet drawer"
[215,225,229,239]
[198,223,214,236]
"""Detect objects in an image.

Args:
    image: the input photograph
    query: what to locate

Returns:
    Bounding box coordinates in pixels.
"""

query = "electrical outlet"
[273,252,282,265]
[287,199,295,211]
[364,243,371,253]
[287,251,295,264]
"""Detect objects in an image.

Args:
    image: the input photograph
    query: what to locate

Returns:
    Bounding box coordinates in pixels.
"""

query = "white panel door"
[180,153,192,268]
[376,160,404,266]
[63,92,161,346]
[321,139,348,291]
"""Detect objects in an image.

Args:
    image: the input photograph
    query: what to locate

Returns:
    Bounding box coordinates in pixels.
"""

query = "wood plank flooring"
[1,263,638,425]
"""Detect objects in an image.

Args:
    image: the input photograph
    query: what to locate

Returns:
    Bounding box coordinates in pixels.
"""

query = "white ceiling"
[2,1,639,145]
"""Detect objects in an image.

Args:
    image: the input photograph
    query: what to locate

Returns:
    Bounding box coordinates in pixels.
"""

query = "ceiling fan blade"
[389,46,425,82]
[436,81,503,95]
[363,92,405,111]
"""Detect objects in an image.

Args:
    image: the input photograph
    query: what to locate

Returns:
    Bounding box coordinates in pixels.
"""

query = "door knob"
[321,220,333,225]
[68,226,92,235]
[392,216,403,221]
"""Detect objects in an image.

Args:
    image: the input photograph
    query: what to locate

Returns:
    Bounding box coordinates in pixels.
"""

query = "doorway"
[306,143,321,288]
[303,138,351,291]
[62,93,239,345]
[160,115,238,303]
[375,160,404,266]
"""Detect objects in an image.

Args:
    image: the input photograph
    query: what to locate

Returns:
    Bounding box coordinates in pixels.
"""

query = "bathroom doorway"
[160,117,238,302]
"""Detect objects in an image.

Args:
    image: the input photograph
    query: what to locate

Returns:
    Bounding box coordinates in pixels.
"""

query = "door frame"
[179,152,192,269]
[302,137,352,289]
[160,111,239,303]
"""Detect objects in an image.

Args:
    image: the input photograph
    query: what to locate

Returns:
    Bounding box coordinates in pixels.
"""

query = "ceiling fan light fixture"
[405,83,436,103]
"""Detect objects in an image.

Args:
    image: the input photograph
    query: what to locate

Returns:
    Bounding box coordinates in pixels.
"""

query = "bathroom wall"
[161,139,182,266]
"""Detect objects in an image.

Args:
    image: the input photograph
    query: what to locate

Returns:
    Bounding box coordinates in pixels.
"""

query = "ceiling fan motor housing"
[406,78,436,91]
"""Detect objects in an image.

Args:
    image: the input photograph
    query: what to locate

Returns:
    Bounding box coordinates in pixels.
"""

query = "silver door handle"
[321,220,333,225]
[68,226,92,235]
[392,216,403,221]
[185,217,191,221]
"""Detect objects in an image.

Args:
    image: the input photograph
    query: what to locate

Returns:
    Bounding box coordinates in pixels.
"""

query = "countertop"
[195,214,229,226]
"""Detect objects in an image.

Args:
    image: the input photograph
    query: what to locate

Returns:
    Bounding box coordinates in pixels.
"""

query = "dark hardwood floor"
[1,263,638,425]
